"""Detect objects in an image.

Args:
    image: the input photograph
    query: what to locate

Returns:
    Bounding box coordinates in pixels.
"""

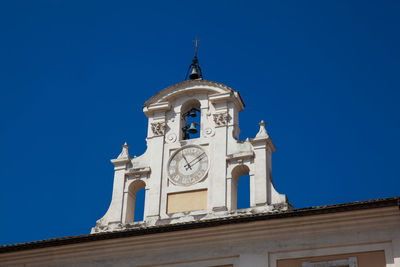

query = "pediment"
[143,80,238,108]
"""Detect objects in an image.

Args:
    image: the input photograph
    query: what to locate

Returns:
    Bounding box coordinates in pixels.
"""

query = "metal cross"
[193,37,199,57]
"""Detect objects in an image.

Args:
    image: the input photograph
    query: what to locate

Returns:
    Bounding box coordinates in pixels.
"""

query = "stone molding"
[270,243,391,267]
[302,257,357,267]
[209,92,245,111]
[90,206,400,241]
[2,206,398,266]
[126,167,151,177]
[143,102,171,116]
[111,142,131,166]
[226,151,254,162]
[143,80,236,107]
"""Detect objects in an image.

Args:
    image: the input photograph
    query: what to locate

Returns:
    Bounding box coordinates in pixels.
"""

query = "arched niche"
[231,164,250,210]
[125,180,146,223]
[180,99,201,140]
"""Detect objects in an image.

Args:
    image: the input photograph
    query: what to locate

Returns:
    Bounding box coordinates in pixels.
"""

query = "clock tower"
[91,48,290,233]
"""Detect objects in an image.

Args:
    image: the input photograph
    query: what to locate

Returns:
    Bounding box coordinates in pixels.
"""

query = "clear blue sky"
[1,1,399,245]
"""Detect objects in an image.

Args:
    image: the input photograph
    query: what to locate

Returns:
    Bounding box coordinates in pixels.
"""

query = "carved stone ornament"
[151,122,166,136]
[213,112,230,126]
[166,133,177,143]
[203,127,215,137]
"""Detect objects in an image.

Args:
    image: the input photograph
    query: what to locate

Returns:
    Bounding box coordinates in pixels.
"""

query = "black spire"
[185,38,203,80]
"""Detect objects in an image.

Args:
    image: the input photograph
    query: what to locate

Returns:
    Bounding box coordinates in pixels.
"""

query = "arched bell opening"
[133,187,146,222]
[231,164,250,210]
[180,99,201,140]
[125,180,146,223]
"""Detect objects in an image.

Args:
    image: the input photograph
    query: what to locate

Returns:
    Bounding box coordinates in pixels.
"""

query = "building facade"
[0,198,399,266]
[1,57,399,266]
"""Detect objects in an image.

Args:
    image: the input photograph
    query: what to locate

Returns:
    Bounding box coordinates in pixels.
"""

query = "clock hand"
[190,155,205,166]
[182,152,192,170]
[185,152,205,167]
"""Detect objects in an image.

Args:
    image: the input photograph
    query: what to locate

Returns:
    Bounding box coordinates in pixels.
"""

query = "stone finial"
[117,142,131,159]
[255,120,269,138]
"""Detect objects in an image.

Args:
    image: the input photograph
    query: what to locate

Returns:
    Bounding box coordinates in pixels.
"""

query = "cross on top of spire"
[185,37,203,80]
[193,37,199,58]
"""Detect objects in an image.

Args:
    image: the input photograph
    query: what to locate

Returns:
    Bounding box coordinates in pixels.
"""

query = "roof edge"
[1,197,399,254]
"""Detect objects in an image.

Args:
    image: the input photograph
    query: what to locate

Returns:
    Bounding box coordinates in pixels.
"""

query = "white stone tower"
[92,49,290,233]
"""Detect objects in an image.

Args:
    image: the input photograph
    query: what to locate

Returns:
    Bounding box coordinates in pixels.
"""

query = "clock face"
[167,145,209,186]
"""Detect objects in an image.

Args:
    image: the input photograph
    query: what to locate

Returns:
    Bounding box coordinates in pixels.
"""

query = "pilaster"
[145,135,165,219]
[250,121,275,206]
[211,124,228,211]
[252,140,269,205]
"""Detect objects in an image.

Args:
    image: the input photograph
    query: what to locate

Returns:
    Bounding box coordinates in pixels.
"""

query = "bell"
[187,122,198,134]
[188,108,197,117]
[189,66,200,80]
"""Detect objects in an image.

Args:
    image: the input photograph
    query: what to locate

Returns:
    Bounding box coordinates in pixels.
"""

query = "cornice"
[226,151,254,162]
[143,80,245,108]
[126,167,151,176]
[0,205,399,266]
[0,197,398,257]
